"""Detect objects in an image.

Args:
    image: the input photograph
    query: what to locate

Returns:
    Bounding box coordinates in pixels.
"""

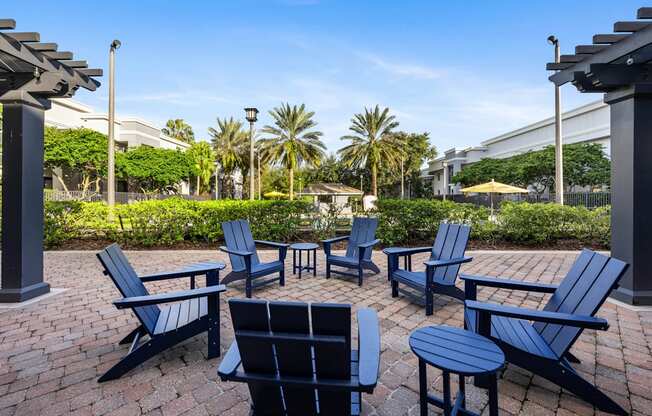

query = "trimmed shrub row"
[42,198,611,249]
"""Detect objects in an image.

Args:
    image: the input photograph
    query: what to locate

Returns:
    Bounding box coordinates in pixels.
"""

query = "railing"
[432,192,611,209]
[43,189,210,204]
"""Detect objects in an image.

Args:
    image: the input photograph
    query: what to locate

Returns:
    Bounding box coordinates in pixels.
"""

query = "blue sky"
[4,1,644,154]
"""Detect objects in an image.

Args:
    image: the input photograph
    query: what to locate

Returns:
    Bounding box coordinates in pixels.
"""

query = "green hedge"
[42,198,611,249]
[44,198,311,248]
[374,199,609,247]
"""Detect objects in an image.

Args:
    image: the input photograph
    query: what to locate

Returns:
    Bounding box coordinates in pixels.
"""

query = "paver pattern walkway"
[0,250,650,416]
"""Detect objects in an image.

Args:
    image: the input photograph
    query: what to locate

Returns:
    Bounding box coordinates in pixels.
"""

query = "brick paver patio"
[0,250,650,416]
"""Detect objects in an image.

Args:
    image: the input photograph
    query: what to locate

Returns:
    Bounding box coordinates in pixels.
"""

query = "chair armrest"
[357,308,380,389]
[113,285,226,309]
[254,240,290,249]
[465,300,609,330]
[322,235,349,244]
[461,274,558,293]
[358,239,380,249]
[219,246,254,257]
[424,256,473,268]
[139,262,225,282]
[217,342,242,380]
[383,246,432,256]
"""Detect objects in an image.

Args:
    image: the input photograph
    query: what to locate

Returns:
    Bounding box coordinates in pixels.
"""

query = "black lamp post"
[244,107,258,201]
[547,35,564,205]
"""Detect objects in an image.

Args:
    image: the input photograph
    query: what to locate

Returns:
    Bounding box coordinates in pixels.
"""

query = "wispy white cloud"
[358,53,445,80]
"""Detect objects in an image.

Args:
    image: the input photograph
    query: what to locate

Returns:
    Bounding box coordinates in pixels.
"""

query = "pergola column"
[606,84,652,304]
[0,99,50,302]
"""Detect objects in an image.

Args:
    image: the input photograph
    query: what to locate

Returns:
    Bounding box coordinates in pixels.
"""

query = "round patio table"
[409,325,505,416]
[290,242,318,278]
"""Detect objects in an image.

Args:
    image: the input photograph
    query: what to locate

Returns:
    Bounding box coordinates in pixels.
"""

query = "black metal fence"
[43,190,210,204]
[432,192,610,209]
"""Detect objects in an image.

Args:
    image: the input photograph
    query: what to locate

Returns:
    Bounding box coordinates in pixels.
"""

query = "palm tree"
[187,141,215,195]
[208,117,248,198]
[259,103,325,200]
[163,119,195,143]
[339,105,403,196]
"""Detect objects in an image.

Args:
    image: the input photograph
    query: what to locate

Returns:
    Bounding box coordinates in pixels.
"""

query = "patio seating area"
[1,249,650,416]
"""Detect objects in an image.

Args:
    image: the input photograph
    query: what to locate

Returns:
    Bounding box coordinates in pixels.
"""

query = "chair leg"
[207,294,220,359]
[99,335,177,382]
[565,351,581,364]
[364,261,381,275]
[425,290,434,316]
[245,276,252,298]
[326,262,331,279]
[391,279,399,298]
[540,361,628,416]
[279,268,285,287]
[358,266,363,286]
[119,325,145,345]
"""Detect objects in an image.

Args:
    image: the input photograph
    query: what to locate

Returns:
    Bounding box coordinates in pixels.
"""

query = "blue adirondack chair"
[220,219,289,298]
[322,217,381,286]
[218,299,380,415]
[463,249,629,415]
[97,244,226,382]
[384,223,472,315]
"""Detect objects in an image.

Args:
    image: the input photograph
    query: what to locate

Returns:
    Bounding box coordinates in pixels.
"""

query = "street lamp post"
[244,107,258,201]
[107,39,121,215]
[548,35,564,205]
[257,150,262,200]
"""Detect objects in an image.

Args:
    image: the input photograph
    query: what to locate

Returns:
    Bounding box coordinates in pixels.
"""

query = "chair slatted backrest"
[534,249,628,358]
[345,217,378,260]
[222,220,260,271]
[230,299,352,415]
[430,223,471,284]
[97,244,160,335]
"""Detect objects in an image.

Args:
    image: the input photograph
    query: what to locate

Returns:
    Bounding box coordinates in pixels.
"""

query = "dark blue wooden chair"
[463,249,629,416]
[384,223,472,315]
[322,217,381,286]
[220,220,289,298]
[218,299,380,415]
[97,244,226,382]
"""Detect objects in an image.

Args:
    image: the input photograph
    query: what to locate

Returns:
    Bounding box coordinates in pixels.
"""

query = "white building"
[44,99,192,193]
[423,100,610,195]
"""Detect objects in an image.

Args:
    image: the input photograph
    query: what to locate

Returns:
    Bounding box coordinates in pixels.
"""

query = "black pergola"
[547,7,652,305]
[0,19,102,302]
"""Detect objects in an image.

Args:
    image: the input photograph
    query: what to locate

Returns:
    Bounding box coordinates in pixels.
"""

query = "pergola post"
[0,99,50,302]
[605,85,652,304]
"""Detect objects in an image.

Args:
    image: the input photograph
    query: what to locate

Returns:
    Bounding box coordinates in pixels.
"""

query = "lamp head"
[111,39,121,50]
[547,35,558,46]
[244,107,259,123]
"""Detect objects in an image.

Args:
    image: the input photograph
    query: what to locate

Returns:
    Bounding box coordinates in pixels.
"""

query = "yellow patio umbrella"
[263,191,288,200]
[461,179,529,216]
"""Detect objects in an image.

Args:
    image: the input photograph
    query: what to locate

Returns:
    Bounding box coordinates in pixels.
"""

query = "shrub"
[44,201,83,248]
[374,199,488,245]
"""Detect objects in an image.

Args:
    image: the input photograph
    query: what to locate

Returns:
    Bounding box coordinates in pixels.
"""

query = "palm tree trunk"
[371,164,378,196]
[195,176,200,196]
[289,167,294,200]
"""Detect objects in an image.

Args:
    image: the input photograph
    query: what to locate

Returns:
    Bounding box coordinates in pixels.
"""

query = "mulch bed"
[51,237,607,251]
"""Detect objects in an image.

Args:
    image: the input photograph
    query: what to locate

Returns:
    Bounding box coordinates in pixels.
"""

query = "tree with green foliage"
[208,117,248,198]
[44,127,108,193]
[339,105,403,196]
[259,103,325,200]
[452,143,610,193]
[116,146,192,193]
[187,141,216,195]
[162,119,195,143]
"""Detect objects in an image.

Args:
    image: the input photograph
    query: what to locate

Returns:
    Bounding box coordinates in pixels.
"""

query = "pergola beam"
[42,51,73,60]
[614,21,652,32]
[593,34,629,44]
[0,19,16,29]
[575,45,607,54]
[6,32,40,42]
[78,68,103,77]
[28,42,58,51]
[59,60,87,68]
[638,7,652,19]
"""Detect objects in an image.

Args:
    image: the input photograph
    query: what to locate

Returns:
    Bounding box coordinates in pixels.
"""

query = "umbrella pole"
[490,192,494,218]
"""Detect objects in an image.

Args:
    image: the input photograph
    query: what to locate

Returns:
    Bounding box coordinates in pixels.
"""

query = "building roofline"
[481,99,606,146]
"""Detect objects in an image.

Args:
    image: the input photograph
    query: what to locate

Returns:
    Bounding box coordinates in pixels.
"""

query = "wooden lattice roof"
[0,18,102,105]
[298,183,363,196]
[546,7,652,92]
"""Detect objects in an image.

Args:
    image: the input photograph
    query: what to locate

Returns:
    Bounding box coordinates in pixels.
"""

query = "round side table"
[409,325,505,416]
[290,242,318,278]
